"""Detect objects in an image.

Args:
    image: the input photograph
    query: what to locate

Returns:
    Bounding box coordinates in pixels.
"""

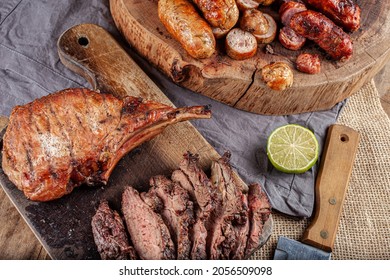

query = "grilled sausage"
[290,10,353,61]
[261,62,294,91]
[240,9,269,35]
[304,0,361,31]
[225,28,258,60]
[236,0,260,11]
[278,26,306,50]
[279,1,307,26]
[158,0,216,59]
[296,53,321,74]
[253,13,277,44]
[212,27,230,39]
[192,0,239,30]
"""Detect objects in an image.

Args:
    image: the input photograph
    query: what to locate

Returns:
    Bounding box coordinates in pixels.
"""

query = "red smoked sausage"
[290,10,353,61]
[304,0,361,32]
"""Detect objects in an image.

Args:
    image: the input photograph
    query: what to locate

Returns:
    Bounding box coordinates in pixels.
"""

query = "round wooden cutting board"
[110,0,390,115]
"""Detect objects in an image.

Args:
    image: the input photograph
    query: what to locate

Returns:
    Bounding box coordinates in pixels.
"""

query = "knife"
[274,124,360,260]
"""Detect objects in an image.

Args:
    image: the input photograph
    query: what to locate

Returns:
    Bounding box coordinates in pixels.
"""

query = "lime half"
[267,124,319,174]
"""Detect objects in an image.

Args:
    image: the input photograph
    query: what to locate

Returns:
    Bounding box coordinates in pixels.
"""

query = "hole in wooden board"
[340,134,349,143]
[78,36,89,47]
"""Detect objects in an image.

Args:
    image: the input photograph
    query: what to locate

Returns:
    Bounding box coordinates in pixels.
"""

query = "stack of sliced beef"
[91,152,271,260]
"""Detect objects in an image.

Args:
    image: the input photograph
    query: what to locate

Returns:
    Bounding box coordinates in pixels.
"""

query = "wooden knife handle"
[302,124,360,252]
[57,23,169,103]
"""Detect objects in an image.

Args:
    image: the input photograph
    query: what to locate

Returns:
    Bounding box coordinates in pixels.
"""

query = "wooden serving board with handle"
[110,0,390,115]
[0,24,272,259]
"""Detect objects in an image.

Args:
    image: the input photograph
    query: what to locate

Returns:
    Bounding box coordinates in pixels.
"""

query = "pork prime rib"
[1,88,211,201]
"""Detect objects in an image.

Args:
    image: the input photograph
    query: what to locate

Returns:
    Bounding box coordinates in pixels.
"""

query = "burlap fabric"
[252,80,390,260]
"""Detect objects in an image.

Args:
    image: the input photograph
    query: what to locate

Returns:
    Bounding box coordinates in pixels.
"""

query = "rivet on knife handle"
[301,124,360,252]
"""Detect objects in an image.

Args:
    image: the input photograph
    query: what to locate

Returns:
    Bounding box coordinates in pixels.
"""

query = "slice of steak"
[149,175,195,260]
[245,183,271,258]
[141,190,164,213]
[189,218,208,260]
[171,170,196,201]
[214,151,248,223]
[208,152,249,259]
[121,186,175,260]
[91,200,138,260]
[176,152,215,217]
[171,152,216,259]
[2,88,211,201]
[230,194,250,260]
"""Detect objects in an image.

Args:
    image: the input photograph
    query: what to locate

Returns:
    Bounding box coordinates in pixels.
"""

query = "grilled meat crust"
[122,186,176,260]
[91,200,138,260]
[208,151,249,259]
[1,88,211,201]
[172,152,215,259]
[245,183,271,258]
[149,175,195,260]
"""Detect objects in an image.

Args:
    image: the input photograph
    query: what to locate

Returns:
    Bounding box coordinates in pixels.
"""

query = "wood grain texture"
[0,117,49,260]
[301,125,360,252]
[374,64,390,117]
[110,0,390,115]
[0,189,49,260]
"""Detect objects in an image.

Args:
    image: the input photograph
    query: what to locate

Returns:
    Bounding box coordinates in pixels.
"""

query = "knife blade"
[274,124,360,260]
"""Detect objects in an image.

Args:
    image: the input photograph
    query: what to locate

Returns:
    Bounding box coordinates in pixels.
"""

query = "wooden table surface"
[1,62,390,260]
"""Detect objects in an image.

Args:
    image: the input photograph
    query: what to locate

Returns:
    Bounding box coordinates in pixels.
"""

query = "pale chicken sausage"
[158,0,216,59]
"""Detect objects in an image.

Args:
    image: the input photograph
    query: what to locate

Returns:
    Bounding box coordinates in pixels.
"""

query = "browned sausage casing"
[296,53,321,74]
[192,0,239,30]
[279,1,307,26]
[304,0,361,31]
[158,0,216,59]
[279,26,306,51]
[290,10,353,61]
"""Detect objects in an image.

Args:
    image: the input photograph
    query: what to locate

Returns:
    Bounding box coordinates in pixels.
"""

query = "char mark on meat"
[1,88,211,201]
[148,175,195,260]
[121,186,176,260]
[91,200,138,260]
[245,183,271,258]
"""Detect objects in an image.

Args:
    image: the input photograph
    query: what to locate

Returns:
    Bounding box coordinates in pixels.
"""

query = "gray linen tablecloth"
[0,0,344,217]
